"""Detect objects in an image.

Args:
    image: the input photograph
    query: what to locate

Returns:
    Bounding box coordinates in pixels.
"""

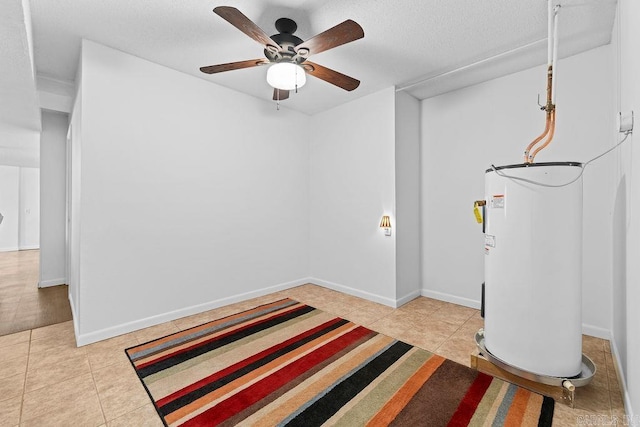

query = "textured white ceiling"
[28,0,617,115]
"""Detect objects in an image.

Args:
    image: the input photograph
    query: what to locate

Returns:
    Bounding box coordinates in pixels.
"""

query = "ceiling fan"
[200,6,364,101]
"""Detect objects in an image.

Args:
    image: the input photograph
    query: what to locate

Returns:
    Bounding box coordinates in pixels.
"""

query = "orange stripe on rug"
[503,387,530,425]
[366,354,445,426]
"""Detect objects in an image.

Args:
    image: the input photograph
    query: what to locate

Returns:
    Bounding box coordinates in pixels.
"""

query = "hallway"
[0,250,72,336]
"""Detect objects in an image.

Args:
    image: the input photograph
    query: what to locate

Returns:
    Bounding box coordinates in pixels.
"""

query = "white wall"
[0,165,20,251]
[395,91,421,303]
[613,0,640,418]
[0,164,39,251]
[0,123,39,167]
[421,45,615,335]
[18,167,39,249]
[309,87,397,306]
[73,40,310,344]
[67,87,82,332]
[39,110,68,287]
[0,121,40,252]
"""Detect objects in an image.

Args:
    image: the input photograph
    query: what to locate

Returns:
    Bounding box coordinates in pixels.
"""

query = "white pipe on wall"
[552,5,561,104]
[548,0,554,66]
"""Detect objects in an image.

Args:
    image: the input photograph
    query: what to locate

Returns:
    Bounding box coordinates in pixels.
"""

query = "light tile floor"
[0,284,627,426]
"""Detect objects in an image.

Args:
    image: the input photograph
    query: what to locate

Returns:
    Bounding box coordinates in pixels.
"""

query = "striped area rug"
[125,298,554,426]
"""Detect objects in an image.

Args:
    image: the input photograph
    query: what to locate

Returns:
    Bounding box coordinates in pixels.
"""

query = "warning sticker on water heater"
[491,195,505,209]
[485,234,496,248]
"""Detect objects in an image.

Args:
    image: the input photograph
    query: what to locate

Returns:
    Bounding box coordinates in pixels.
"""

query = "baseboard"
[74,277,309,346]
[421,288,481,310]
[0,246,19,252]
[581,324,611,340]
[39,278,66,288]
[610,337,633,418]
[19,245,39,251]
[307,277,398,307]
[420,289,614,340]
[396,289,421,307]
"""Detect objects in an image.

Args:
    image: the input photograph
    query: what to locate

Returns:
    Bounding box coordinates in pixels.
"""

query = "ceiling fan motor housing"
[275,17,297,34]
[265,18,305,63]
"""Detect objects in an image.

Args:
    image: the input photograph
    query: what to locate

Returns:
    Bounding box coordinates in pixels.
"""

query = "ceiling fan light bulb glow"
[267,63,306,90]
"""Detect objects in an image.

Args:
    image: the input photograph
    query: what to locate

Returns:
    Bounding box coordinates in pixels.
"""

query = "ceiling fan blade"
[295,20,364,56]
[273,89,290,101]
[200,59,268,74]
[213,6,280,49]
[303,61,360,91]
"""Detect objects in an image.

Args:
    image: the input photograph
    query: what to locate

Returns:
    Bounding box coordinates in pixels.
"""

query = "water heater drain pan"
[475,330,595,388]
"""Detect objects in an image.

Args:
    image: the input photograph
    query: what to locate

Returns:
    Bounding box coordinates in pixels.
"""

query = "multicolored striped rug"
[125,298,554,426]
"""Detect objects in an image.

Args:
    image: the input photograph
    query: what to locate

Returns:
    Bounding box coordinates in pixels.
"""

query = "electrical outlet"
[618,111,634,133]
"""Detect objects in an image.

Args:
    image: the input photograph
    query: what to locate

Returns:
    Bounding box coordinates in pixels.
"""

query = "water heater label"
[485,234,496,248]
[491,195,505,208]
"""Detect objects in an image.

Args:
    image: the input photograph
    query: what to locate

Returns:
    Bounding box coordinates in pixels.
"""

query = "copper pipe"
[524,111,551,163]
[524,66,555,164]
[530,109,556,162]
[531,7,560,161]
[545,65,553,108]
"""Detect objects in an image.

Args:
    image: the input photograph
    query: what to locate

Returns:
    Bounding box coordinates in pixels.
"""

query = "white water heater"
[484,162,583,378]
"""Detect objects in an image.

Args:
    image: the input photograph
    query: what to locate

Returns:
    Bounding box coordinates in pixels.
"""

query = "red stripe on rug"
[136,304,308,371]
[156,316,345,408]
[446,372,493,427]
[179,326,374,427]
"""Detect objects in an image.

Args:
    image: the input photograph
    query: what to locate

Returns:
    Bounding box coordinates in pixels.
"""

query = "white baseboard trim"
[0,247,19,252]
[421,288,481,310]
[610,335,633,419]
[19,245,39,251]
[307,278,399,308]
[396,289,422,307]
[582,324,611,340]
[39,278,66,288]
[74,277,309,346]
[421,289,615,341]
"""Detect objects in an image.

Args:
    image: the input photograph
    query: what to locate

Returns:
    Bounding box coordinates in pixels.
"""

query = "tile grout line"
[90,369,108,425]
[431,312,476,354]
[18,329,33,426]
[93,338,155,423]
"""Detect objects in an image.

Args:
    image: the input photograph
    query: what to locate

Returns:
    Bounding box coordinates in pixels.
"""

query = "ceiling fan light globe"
[267,62,306,90]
